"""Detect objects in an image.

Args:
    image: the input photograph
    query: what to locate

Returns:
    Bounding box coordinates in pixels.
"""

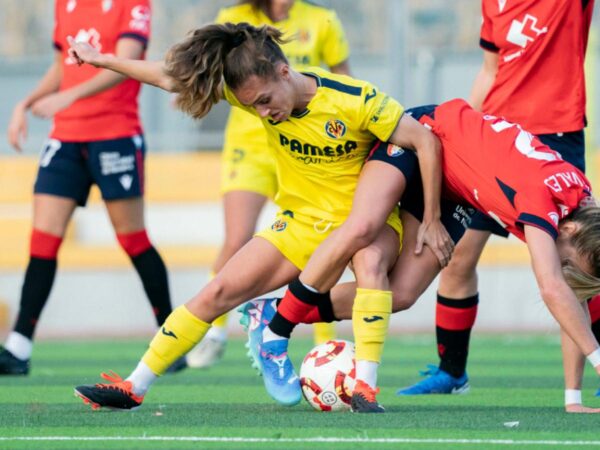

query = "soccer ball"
[299,339,356,411]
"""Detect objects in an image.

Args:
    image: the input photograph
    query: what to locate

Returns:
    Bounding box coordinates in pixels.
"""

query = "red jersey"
[51,0,151,141]
[420,99,592,241]
[479,0,593,134]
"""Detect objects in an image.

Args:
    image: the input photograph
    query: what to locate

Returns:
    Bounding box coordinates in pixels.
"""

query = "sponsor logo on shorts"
[386,144,404,157]
[271,219,287,232]
[99,152,135,175]
[325,119,347,139]
[119,174,134,191]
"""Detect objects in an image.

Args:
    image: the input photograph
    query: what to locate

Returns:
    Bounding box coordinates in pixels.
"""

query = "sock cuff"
[117,229,152,257]
[30,229,63,259]
[289,278,330,305]
[354,288,392,313]
[437,293,479,309]
[168,305,210,340]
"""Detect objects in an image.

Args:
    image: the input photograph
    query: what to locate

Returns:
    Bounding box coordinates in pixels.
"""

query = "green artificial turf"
[0,335,599,449]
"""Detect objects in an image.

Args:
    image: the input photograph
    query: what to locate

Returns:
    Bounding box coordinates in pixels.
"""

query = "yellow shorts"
[256,209,403,270]
[220,137,277,198]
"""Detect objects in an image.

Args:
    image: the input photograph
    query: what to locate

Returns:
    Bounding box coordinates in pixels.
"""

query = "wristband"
[586,348,600,367]
[564,389,582,405]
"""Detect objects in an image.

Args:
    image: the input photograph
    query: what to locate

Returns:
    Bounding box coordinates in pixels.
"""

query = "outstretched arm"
[526,225,600,373]
[68,37,175,92]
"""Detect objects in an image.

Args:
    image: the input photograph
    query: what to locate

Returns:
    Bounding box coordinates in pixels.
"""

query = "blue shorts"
[34,135,146,206]
[367,140,474,244]
[469,129,585,237]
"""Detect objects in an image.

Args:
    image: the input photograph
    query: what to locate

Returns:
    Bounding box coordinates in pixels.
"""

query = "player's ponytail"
[165,22,288,119]
[561,206,600,300]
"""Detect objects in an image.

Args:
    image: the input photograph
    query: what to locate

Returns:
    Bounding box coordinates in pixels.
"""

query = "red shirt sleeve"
[514,188,560,240]
[479,0,498,52]
[117,0,151,47]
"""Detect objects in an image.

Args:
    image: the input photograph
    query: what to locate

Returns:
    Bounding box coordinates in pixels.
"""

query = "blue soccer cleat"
[396,364,470,395]
[596,387,600,397]
[258,338,301,406]
[238,298,278,374]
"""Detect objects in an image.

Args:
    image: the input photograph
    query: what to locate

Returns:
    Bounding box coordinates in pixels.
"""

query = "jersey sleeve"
[479,0,498,52]
[359,84,404,141]
[514,189,560,239]
[118,0,151,48]
[319,10,350,68]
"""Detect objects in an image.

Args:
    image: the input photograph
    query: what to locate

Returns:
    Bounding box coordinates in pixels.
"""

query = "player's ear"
[558,220,580,238]
[278,63,291,80]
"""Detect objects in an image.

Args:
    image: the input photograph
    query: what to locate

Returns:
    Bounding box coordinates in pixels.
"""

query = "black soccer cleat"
[0,348,30,375]
[350,380,385,413]
[74,371,144,411]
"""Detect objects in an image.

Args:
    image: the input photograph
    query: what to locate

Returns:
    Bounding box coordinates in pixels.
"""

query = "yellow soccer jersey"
[216,1,350,147]
[223,67,404,222]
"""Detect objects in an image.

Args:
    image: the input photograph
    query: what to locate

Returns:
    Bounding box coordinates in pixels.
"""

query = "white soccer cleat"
[186,337,227,369]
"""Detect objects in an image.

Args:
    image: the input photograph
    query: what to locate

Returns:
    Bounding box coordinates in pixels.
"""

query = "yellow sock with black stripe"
[142,305,210,375]
[313,322,336,345]
[352,288,392,363]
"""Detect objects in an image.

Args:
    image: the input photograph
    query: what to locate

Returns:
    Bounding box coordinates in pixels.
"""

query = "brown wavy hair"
[561,206,600,300]
[164,22,288,119]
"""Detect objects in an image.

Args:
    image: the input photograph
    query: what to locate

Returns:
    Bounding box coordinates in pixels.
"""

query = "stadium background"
[0,0,598,338]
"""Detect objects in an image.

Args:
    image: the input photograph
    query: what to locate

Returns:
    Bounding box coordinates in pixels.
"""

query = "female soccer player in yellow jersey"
[68,22,453,411]
[187,0,352,369]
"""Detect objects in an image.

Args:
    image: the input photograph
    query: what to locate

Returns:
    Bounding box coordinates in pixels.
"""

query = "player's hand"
[31,91,76,119]
[68,36,103,67]
[565,403,600,413]
[7,101,28,152]
[415,219,454,267]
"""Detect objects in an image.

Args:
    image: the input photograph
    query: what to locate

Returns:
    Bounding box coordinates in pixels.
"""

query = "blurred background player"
[0,0,184,375]
[187,0,352,369]
[398,0,596,395]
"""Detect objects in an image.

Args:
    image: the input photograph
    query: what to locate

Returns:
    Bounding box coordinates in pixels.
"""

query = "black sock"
[436,293,478,378]
[130,247,172,325]
[14,257,57,339]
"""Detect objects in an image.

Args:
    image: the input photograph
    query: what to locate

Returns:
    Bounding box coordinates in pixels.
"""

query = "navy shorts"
[368,140,475,244]
[470,129,585,237]
[34,135,146,206]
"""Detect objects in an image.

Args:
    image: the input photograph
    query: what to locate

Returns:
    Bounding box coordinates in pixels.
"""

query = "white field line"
[0,437,599,446]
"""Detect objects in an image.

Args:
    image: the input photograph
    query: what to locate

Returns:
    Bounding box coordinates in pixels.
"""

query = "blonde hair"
[561,206,600,301]
[164,22,288,119]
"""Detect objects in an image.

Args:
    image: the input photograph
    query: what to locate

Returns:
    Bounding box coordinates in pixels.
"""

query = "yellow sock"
[142,305,210,375]
[313,322,336,345]
[352,288,392,363]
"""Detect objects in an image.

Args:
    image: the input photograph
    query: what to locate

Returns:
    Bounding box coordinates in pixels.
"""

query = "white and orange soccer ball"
[299,340,356,411]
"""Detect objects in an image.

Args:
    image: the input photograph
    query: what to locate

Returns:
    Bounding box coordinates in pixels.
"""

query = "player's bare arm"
[7,51,62,151]
[468,49,498,111]
[68,37,175,92]
[525,225,600,373]
[388,113,453,266]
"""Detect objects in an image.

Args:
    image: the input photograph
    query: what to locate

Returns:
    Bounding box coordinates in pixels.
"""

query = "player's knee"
[390,286,418,312]
[442,251,478,284]
[353,245,388,286]
[340,218,380,250]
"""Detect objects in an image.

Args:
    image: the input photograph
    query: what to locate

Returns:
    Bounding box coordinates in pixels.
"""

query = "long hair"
[562,206,600,300]
[164,22,288,119]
